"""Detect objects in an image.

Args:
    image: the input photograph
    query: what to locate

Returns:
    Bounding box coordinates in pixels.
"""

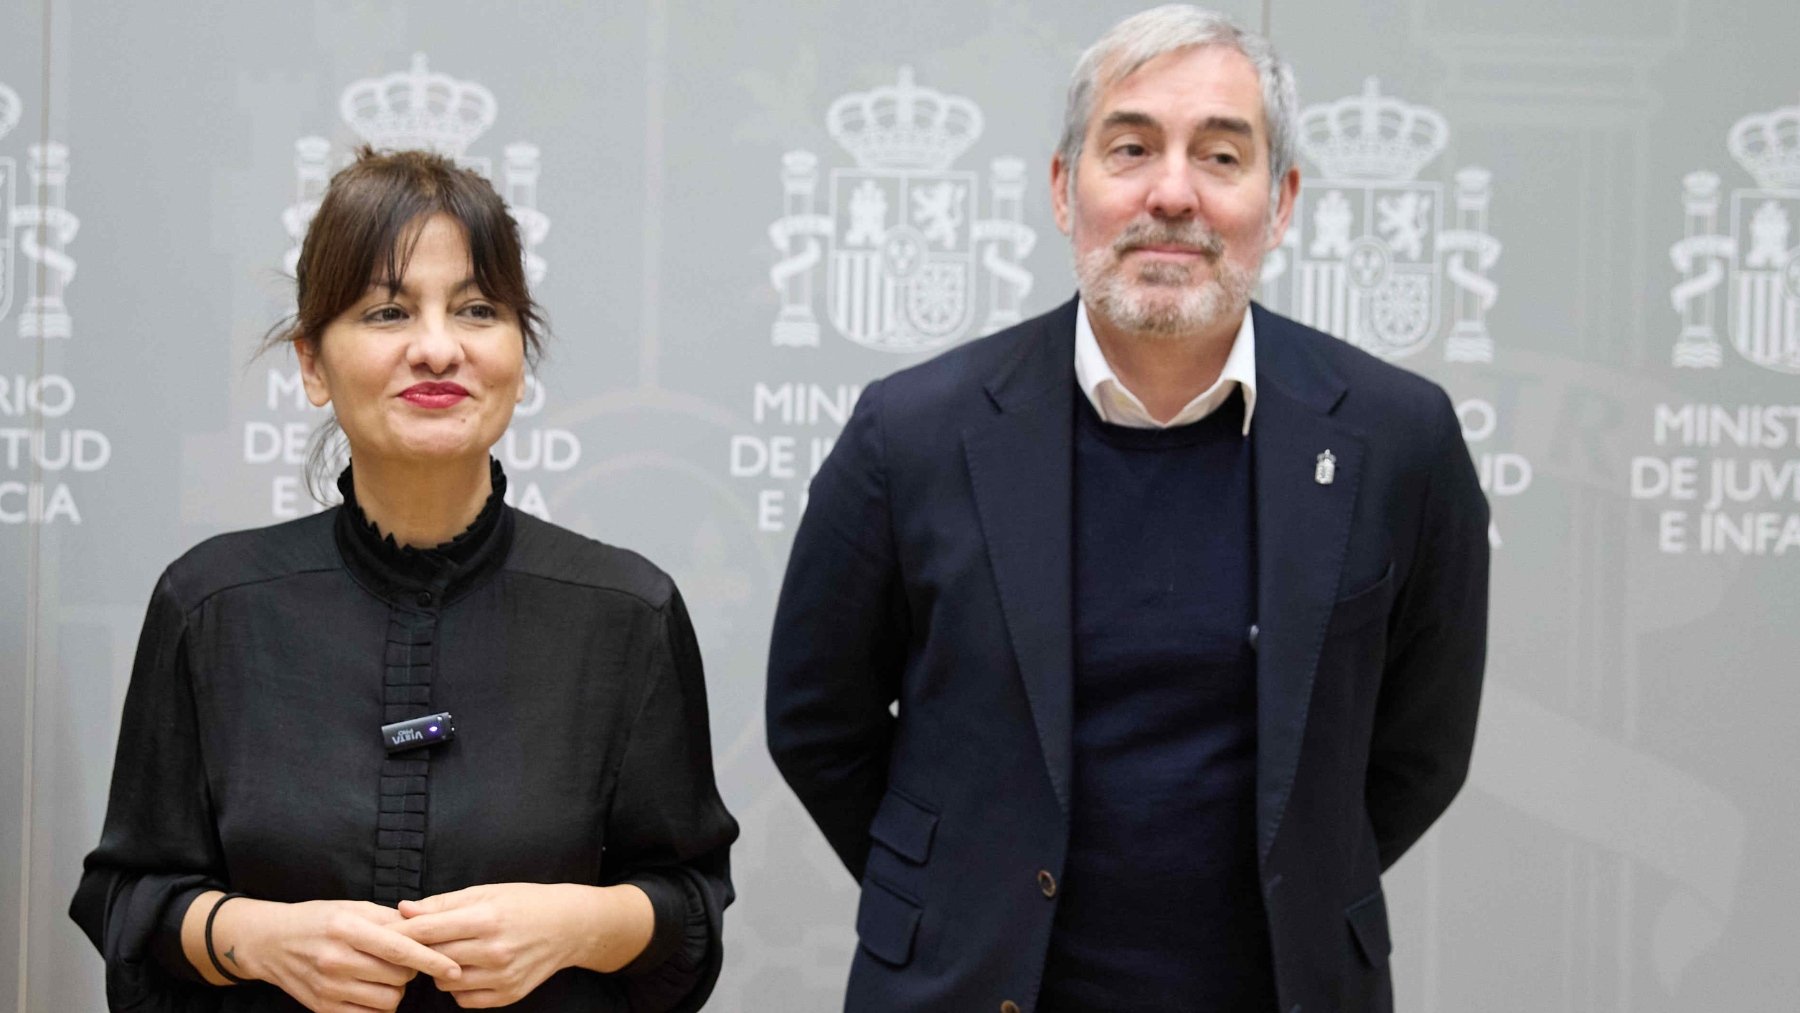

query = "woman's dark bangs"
[448,188,509,292]
[371,190,440,297]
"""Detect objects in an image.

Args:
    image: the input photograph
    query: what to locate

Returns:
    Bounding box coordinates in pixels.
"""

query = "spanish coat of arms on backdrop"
[0,81,79,340]
[1261,78,1500,363]
[769,68,1036,354]
[1670,96,1800,374]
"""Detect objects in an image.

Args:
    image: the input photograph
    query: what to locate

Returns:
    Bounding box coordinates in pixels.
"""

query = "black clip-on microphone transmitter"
[382,712,456,754]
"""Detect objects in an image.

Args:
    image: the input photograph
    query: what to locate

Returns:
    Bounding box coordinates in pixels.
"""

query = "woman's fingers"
[397,887,478,918]
[421,939,492,970]
[346,901,407,927]
[318,975,406,1012]
[338,949,415,987]
[433,964,498,992]
[392,907,488,947]
[339,917,461,980]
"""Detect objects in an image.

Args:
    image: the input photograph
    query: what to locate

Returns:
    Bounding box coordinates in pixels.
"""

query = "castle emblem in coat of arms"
[769,68,1036,353]
[0,81,79,339]
[279,54,549,286]
[1670,97,1800,374]
[1262,79,1500,362]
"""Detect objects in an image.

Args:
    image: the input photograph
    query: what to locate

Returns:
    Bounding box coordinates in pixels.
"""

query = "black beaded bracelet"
[204,892,250,985]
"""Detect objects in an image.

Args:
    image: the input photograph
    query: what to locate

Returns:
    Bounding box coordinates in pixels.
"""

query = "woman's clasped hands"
[210,897,460,1013]
[215,883,652,1013]
[395,882,657,1009]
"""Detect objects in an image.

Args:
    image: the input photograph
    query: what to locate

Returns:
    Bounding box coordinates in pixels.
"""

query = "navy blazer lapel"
[1250,304,1363,861]
[963,299,1078,819]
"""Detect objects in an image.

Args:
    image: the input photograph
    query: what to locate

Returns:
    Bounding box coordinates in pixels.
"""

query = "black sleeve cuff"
[151,885,211,984]
[617,872,698,977]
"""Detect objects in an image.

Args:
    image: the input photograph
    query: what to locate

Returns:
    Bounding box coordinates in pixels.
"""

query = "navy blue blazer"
[767,298,1489,1013]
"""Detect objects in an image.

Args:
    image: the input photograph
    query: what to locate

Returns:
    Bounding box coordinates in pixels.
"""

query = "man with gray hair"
[767,6,1489,1011]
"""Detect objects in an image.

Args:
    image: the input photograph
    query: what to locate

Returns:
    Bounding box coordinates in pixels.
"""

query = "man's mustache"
[1111,220,1226,259]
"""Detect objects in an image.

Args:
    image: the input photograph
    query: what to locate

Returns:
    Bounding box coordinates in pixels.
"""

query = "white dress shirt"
[1074,297,1258,435]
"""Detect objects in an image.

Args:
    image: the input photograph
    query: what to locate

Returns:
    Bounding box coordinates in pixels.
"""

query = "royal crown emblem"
[1261,79,1500,362]
[1669,96,1800,374]
[280,54,548,285]
[769,67,1035,353]
[340,53,498,159]
[0,81,79,339]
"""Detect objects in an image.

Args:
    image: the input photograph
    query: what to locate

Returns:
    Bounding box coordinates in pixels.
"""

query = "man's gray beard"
[1075,228,1259,339]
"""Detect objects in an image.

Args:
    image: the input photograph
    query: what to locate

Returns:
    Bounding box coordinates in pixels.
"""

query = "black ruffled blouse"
[71,461,738,1012]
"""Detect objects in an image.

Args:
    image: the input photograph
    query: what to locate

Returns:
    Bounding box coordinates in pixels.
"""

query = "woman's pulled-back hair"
[265,146,544,500]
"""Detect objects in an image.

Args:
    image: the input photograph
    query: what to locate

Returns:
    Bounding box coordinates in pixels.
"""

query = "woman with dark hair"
[70,148,737,1013]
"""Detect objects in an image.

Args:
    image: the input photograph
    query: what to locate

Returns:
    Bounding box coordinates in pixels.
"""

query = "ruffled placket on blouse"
[373,599,444,903]
[333,460,513,904]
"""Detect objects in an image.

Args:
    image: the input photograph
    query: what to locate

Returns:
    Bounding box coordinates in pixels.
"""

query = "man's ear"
[1050,153,1073,236]
[1265,166,1301,251]
[295,337,332,408]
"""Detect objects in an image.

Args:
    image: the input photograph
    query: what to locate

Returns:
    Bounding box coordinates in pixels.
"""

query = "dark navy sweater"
[1038,388,1276,1012]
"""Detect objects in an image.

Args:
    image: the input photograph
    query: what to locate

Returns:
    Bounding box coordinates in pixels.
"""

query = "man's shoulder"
[1257,304,1458,434]
[865,299,1074,417]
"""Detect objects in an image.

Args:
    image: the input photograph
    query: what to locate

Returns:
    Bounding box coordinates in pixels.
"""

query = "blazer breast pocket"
[1328,561,1395,636]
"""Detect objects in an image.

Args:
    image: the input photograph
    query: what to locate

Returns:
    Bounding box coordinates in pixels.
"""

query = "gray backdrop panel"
[3,0,1795,1009]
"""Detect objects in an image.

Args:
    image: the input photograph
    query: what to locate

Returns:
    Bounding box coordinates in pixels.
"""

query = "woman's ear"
[295,336,332,408]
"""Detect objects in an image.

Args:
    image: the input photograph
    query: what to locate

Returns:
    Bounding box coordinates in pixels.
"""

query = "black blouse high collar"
[333,457,513,605]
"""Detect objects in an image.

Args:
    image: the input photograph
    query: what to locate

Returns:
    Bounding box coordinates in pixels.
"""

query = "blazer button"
[1037,870,1057,898]
[416,591,434,607]
[1001,1002,1021,1013]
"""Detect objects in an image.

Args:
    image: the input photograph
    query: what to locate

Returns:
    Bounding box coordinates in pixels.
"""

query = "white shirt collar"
[1073,297,1258,434]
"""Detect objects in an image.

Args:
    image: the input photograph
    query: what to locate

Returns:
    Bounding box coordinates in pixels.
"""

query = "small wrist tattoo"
[205,893,250,984]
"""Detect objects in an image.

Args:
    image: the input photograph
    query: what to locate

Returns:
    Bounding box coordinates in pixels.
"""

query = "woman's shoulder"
[157,510,342,609]
[504,511,676,611]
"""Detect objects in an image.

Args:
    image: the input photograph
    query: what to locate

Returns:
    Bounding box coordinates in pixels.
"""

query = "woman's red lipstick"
[399,381,469,409]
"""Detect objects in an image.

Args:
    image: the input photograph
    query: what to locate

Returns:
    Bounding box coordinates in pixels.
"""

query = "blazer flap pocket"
[1330,561,1395,634]
[869,789,939,864]
[1346,888,1392,968]
[856,879,921,966]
